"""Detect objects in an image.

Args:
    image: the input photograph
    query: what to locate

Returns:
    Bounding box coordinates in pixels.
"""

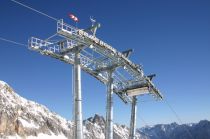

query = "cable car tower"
[29,19,163,139]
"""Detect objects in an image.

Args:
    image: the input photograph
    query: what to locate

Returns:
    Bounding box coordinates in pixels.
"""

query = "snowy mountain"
[138,120,210,139]
[0,80,73,139]
[0,80,210,139]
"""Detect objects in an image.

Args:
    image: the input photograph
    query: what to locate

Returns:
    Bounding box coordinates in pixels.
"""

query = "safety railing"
[57,19,79,37]
[29,37,60,54]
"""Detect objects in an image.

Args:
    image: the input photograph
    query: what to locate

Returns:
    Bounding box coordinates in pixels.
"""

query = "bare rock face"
[83,114,146,139]
[84,114,106,139]
[86,114,105,127]
[0,81,74,139]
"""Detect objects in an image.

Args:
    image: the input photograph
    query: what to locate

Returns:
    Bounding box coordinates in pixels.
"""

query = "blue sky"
[0,0,210,127]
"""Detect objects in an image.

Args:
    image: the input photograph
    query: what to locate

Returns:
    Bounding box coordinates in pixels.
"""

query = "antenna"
[83,16,101,36]
[90,16,96,26]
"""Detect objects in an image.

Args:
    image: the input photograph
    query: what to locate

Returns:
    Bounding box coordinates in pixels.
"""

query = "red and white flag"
[68,13,79,22]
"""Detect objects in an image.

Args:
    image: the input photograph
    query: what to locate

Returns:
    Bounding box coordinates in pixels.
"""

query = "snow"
[0,81,28,108]
[186,123,195,127]
[114,124,129,139]
[0,80,6,85]
[18,118,39,129]
[0,80,6,89]
[161,125,166,132]
[0,80,72,129]
[83,121,105,139]
[0,80,5,84]
[0,81,73,138]
[7,133,68,139]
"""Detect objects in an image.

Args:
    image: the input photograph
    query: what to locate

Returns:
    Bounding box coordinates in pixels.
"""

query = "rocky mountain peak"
[0,80,6,86]
[0,80,13,93]
[86,114,105,126]
[0,81,73,139]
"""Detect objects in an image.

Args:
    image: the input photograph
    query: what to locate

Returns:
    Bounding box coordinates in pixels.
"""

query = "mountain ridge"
[0,80,210,139]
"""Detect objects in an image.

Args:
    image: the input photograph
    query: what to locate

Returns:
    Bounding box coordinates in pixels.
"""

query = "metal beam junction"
[28,19,163,139]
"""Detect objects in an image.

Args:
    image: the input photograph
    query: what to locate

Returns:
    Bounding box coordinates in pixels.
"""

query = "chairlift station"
[29,19,163,139]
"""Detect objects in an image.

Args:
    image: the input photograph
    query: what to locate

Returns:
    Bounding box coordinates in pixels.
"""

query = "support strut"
[129,96,137,139]
[74,49,83,139]
[105,70,114,139]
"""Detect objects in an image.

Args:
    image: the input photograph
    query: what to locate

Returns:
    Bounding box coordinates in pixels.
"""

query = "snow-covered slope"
[0,80,73,139]
[83,114,147,139]
[138,120,210,139]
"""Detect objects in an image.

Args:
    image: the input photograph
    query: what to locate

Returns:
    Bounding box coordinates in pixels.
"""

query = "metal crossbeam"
[29,19,162,103]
